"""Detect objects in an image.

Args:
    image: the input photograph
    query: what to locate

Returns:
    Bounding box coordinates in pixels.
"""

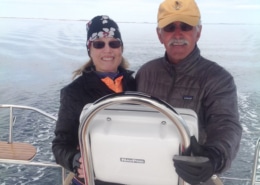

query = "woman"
[52,15,136,185]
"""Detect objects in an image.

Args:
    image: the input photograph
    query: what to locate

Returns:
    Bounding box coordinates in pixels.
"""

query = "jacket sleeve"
[202,68,242,173]
[52,87,81,171]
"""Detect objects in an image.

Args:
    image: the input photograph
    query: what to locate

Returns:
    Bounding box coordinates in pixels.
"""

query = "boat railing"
[0,104,66,184]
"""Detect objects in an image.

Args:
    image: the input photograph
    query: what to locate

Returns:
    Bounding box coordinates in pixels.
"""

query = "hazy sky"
[0,0,260,24]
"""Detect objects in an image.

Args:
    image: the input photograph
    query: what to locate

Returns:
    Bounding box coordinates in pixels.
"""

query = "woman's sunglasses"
[92,40,122,49]
[163,23,194,32]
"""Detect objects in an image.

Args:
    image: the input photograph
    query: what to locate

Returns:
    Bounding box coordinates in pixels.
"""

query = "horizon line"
[1,17,259,25]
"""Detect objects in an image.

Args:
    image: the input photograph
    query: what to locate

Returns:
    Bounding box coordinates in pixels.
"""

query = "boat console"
[79,92,198,185]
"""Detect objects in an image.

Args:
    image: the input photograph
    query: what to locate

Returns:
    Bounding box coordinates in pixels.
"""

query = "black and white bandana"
[86,15,123,54]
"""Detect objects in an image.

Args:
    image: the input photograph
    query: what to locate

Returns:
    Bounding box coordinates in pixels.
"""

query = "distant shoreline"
[0,16,156,24]
[1,17,259,25]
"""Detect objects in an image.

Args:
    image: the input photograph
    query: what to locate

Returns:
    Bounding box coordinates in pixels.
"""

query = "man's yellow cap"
[157,0,201,28]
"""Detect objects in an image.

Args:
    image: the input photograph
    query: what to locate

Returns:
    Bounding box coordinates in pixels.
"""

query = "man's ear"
[156,27,164,44]
[196,25,202,42]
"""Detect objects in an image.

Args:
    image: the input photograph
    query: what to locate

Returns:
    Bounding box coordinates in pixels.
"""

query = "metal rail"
[252,138,260,185]
[0,104,66,184]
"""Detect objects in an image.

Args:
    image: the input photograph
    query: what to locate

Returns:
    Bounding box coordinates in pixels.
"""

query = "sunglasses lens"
[163,24,176,32]
[180,23,193,31]
[93,41,105,49]
[163,23,193,32]
[92,40,121,49]
[109,40,121,48]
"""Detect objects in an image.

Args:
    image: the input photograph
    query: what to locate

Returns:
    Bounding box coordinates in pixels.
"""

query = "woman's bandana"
[86,15,123,54]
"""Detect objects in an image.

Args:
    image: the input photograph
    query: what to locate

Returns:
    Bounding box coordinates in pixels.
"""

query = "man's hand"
[173,136,221,184]
[173,155,214,184]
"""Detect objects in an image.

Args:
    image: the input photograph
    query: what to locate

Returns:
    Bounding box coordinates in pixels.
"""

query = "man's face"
[157,21,202,64]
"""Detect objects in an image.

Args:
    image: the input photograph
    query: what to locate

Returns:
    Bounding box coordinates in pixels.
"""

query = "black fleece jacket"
[52,66,136,172]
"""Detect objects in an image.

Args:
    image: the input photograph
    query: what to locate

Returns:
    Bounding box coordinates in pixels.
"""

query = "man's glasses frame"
[163,23,194,32]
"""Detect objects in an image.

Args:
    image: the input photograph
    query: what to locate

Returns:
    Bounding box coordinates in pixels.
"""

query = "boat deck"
[0,141,36,160]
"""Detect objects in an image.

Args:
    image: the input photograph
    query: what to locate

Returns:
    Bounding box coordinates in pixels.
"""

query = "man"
[136,0,242,184]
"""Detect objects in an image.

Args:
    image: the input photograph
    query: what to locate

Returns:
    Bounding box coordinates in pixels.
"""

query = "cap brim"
[158,15,199,28]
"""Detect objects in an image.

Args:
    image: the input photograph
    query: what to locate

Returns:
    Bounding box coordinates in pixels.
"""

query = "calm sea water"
[0,18,260,185]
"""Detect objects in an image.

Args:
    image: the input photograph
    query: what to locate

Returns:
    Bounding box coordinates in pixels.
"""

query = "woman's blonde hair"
[72,57,129,79]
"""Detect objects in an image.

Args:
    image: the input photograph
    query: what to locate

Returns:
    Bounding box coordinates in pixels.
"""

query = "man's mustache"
[167,39,189,46]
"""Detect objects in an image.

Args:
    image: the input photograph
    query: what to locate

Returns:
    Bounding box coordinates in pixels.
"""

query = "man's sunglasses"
[92,40,122,49]
[163,23,194,32]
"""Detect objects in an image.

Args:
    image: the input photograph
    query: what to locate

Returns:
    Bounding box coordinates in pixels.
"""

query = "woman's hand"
[77,157,85,178]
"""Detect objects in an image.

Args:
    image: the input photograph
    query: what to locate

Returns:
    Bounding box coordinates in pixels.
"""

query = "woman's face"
[89,37,123,73]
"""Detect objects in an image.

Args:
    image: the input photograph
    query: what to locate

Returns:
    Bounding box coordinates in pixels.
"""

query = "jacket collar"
[83,65,134,78]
